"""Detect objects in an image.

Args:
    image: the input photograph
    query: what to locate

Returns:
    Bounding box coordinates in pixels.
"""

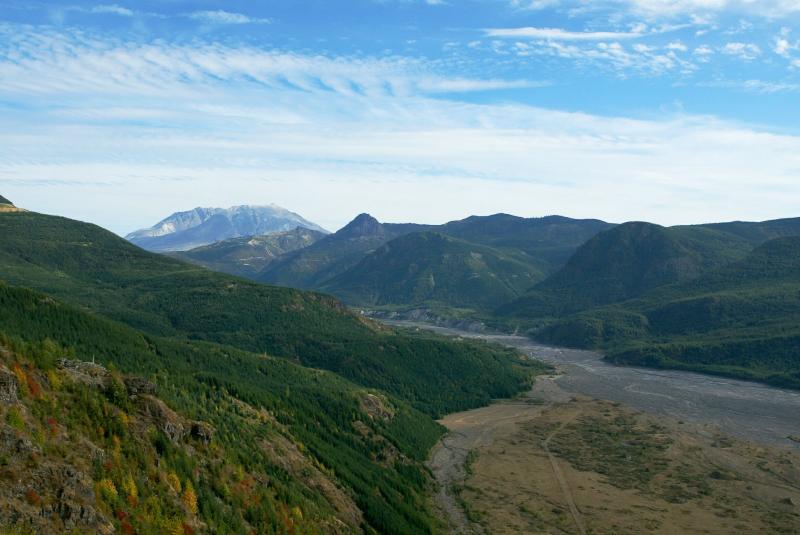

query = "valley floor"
[430,375,800,534]
[384,322,800,534]
[387,321,800,449]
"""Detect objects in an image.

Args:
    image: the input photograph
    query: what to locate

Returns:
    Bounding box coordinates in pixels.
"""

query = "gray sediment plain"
[389,320,800,448]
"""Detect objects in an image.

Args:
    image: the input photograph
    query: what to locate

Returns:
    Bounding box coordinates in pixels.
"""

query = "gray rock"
[57,359,110,388]
[139,395,187,443]
[0,364,18,403]
[190,421,214,445]
[124,376,156,396]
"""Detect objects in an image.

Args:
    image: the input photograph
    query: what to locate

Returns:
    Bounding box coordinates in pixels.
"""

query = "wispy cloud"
[90,4,134,17]
[510,0,800,20]
[509,0,562,10]
[700,78,800,93]
[0,26,541,99]
[502,39,696,76]
[608,0,800,18]
[721,41,761,60]
[484,26,645,40]
[1,25,798,233]
[187,10,272,25]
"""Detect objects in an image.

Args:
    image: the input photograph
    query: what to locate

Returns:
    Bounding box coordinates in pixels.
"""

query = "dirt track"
[393,321,800,533]
[428,375,569,533]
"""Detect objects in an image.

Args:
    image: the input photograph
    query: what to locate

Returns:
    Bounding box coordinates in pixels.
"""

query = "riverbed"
[387,320,800,448]
[386,321,800,533]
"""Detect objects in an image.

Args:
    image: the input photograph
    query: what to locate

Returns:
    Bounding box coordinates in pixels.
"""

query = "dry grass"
[447,395,800,534]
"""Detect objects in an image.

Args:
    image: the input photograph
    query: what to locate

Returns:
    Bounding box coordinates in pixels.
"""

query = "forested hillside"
[259,213,613,315]
[172,228,326,279]
[525,236,800,388]
[321,232,544,311]
[0,211,539,417]
[498,221,755,318]
[0,283,446,533]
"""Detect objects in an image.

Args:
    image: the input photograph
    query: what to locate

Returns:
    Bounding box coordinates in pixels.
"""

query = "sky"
[1,1,800,234]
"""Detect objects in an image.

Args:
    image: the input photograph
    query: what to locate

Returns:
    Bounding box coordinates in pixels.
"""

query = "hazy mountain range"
[125,204,328,252]
[122,203,800,390]
[3,196,800,533]
[0,203,538,533]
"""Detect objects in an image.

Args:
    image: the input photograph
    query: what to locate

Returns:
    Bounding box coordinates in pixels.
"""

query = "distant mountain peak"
[337,213,384,237]
[0,195,12,205]
[126,204,328,252]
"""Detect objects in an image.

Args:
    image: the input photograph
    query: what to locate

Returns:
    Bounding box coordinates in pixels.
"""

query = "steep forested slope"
[498,222,756,318]
[0,283,447,533]
[502,217,800,321]
[533,236,800,387]
[438,214,613,268]
[259,214,429,289]
[322,232,544,311]
[0,211,536,417]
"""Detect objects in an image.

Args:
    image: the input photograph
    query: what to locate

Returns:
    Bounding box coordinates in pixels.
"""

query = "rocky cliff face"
[0,350,217,534]
[0,342,364,534]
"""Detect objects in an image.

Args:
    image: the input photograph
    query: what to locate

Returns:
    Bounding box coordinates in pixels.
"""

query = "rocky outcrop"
[0,425,113,534]
[0,427,40,457]
[56,359,214,447]
[139,395,187,443]
[0,461,113,534]
[57,359,110,388]
[190,421,214,445]
[0,352,220,534]
[123,376,156,396]
[0,364,18,403]
[359,393,395,421]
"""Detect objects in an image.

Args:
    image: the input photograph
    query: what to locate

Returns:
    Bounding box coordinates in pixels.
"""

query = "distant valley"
[0,203,542,534]
[2,198,800,533]
[127,205,800,392]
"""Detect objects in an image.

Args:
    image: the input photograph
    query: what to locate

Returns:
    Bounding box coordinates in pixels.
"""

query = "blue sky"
[1,1,800,233]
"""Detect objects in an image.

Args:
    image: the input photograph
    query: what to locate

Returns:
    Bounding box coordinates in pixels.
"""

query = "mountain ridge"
[321,231,545,311]
[259,213,431,289]
[172,227,327,278]
[259,213,614,299]
[498,221,755,318]
[0,209,546,533]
